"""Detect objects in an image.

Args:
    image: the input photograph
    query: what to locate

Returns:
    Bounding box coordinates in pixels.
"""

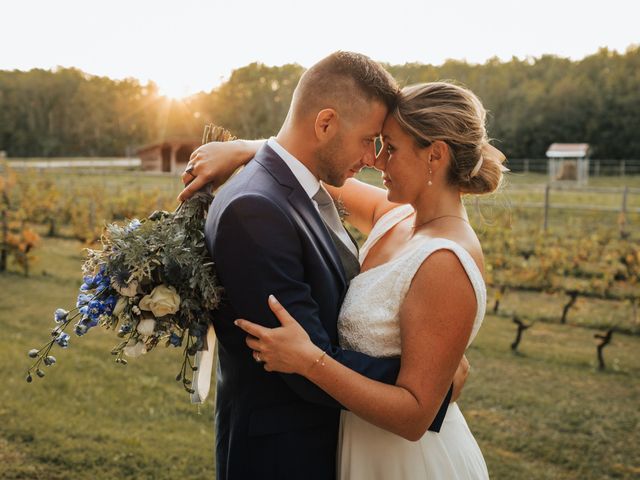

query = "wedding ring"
[184,164,195,177]
[253,351,262,363]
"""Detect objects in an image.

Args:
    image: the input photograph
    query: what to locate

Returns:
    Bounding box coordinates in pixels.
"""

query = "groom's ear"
[314,108,338,143]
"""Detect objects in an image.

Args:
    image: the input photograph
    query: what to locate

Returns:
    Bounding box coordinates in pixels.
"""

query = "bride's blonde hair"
[392,82,506,194]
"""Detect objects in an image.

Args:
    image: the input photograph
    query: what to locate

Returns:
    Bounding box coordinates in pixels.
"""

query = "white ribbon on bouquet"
[190,325,217,404]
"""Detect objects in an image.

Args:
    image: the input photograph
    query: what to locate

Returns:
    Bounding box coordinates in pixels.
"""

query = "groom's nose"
[362,150,375,168]
[374,147,388,171]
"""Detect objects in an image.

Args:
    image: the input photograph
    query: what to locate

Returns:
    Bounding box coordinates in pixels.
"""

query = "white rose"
[112,279,139,297]
[123,341,147,358]
[136,318,156,337]
[138,285,180,318]
[113,297,128,318]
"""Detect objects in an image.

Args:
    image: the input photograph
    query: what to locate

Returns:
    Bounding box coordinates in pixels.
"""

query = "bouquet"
[26,125,231,402]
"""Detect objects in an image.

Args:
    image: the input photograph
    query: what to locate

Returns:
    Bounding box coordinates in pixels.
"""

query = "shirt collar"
[267,137,320,199]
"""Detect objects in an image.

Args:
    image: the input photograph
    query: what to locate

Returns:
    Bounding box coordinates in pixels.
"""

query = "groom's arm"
[213,193,401,408]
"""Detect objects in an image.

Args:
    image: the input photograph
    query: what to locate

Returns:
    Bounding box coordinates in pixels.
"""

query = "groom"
[202,52,454,480]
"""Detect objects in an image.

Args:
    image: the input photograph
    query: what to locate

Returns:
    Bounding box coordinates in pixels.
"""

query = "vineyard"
[1,163,639,479]
[366,167,640,337]
[2,162,639,337]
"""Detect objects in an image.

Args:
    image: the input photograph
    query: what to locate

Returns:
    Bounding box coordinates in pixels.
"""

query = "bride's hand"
[451,354,470,402]
[234,295,322,375]
[177,140,258,202]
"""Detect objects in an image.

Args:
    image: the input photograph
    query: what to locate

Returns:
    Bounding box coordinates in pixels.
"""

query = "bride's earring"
[427,166,433,186]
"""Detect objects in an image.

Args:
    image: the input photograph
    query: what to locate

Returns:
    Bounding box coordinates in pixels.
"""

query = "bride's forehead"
[382,116,403,137]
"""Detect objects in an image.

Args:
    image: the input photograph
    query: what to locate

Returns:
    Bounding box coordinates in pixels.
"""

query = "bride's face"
[375,116,430,204]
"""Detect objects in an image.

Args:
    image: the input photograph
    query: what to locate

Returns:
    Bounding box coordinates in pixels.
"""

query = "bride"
[182,81,505,479]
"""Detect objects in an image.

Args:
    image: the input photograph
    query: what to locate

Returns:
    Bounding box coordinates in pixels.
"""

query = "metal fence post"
[544,183,551,231]
[619,186,629,238]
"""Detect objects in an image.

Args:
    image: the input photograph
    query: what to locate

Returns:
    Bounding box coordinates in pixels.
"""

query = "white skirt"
[337,403,489,479]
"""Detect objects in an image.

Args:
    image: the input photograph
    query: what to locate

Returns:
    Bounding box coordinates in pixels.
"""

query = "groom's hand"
[451,354,470,403]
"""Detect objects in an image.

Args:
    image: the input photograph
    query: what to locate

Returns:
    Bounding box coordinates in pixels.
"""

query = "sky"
[1,0,638,98]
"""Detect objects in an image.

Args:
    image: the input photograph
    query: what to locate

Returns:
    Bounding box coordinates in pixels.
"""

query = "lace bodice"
[338,205,486,357]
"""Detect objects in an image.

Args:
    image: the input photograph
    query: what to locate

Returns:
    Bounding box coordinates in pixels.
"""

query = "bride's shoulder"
[416,234,484,276]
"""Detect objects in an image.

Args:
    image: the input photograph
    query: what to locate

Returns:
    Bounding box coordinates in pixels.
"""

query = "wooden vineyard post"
[1,191,9,273]
[619,187,629,239]
[594,329,614,370]
[511,316,531,353]
[1,205,7,272]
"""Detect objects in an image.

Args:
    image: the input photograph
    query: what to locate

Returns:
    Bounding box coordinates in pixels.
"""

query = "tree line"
[1,46,638,159]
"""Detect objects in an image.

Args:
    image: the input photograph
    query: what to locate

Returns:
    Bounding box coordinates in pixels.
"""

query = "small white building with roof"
[546,143,590,185]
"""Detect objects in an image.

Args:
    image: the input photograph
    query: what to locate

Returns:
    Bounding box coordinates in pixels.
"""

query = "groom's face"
[317,100,388,187]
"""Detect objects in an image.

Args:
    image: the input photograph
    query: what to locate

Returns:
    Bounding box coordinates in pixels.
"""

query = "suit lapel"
[254,145,348,292]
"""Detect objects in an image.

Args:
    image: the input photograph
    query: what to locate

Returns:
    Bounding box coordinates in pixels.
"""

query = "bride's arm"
[236,250,476,441]
[177,139,400,235]
[177,139,264,202]
[324,179,400,235]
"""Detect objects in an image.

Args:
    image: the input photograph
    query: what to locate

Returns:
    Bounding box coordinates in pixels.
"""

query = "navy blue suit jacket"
[205,144,449,480]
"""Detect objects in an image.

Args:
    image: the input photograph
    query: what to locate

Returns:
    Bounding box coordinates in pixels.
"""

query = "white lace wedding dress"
[337,205,489,479]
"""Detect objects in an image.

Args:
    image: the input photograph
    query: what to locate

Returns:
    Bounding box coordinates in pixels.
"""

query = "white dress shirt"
[267,137,357,256]
[267,137,320,201]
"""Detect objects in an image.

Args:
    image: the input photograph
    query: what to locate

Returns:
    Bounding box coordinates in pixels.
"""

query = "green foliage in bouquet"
[26,125,232,396]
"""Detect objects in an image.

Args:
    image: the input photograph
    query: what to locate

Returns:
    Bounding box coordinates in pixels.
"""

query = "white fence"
[506,158,640,176]
[7,158,141,169]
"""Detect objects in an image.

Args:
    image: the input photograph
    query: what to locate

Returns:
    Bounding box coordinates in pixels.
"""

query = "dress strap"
[359,205,414,263]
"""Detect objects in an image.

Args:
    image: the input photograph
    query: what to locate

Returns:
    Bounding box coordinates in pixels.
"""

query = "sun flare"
[156,80,195,101]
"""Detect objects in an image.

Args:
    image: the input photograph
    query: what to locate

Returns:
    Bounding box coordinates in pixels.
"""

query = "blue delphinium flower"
[88,299,104,318]
[74,312,100,336]
[75,322,89,336]
[81,265,110,293]
[169,332,182,347]
[102,296,117,315]
[85,316,99,328]
[118,323,132,336]
[76,294,92,308]
[55,332,70,348]
[54,308,69,323]
[124,219,142,233]
[93,274,107,291]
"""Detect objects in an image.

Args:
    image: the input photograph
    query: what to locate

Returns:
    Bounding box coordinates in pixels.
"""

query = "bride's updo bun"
[392,82,506,195]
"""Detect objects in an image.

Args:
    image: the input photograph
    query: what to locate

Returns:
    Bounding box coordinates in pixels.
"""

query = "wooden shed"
[137,138,201,173]
[546,143,590,185]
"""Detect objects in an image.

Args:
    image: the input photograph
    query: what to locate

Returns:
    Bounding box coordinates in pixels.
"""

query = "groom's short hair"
[292,51,399,122]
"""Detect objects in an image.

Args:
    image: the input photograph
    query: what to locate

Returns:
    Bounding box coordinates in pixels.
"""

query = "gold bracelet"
[314,350,327,367]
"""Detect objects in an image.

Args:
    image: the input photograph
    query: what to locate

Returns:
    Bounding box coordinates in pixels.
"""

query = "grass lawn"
[465,314,640,479]
[0,238,215,480]
[1,236,639,479]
